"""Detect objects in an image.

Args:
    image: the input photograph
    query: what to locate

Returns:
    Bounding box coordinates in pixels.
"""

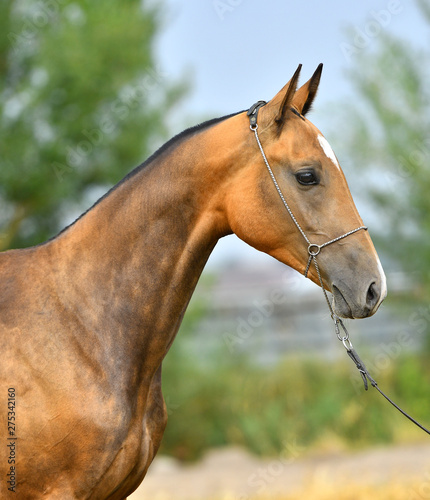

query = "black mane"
[115,109,245,189]
[44,110,245,244]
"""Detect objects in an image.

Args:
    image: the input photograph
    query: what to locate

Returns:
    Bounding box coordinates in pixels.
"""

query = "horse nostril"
[366,282,377,308]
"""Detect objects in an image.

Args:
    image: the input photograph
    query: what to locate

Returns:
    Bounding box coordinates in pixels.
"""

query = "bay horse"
[0,65,386,499]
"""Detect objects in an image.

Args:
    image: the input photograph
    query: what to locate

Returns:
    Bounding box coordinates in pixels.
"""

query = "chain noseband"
[247,101,430,436]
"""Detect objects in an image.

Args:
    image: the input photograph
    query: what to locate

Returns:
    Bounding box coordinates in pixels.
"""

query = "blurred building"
[186,260,419,366]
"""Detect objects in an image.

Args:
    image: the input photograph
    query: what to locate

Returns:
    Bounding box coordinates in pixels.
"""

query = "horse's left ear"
[292,63,323,116]
[258,64,302,132]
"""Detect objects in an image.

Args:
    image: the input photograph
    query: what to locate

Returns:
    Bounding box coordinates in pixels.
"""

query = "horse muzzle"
[332,276,387,319]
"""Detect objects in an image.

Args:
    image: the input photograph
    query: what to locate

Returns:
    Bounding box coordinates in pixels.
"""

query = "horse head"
[225,64,386,319]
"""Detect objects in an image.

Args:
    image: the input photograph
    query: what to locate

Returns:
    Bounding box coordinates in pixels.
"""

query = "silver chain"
[251,123,311,245]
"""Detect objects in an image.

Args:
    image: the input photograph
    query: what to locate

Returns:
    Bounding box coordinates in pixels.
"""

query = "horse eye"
[296,171,318,186]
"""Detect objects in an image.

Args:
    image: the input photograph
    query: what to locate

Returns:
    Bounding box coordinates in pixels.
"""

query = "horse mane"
[43,110,245,245]
[116,109,245,188]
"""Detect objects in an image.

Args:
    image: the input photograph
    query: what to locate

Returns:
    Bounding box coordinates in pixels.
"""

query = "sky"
[152,0,428,268]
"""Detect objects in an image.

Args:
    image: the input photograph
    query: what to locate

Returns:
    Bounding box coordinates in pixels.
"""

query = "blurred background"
[2,1,430,498]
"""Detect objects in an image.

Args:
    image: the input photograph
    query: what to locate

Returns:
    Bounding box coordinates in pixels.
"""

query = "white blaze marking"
[318,134,340,170]
[375,256,387,309]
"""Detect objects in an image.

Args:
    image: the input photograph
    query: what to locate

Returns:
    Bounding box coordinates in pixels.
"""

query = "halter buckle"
[247,100,267,129]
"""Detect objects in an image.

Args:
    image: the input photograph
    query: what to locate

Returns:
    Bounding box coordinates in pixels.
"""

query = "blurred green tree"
[0,0,187,250]
[332,1,430,297]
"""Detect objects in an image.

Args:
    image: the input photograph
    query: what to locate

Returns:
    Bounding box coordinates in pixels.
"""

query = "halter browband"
[247,100,430,436]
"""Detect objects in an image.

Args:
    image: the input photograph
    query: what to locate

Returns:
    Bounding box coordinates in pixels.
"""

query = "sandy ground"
[129,442,430,499]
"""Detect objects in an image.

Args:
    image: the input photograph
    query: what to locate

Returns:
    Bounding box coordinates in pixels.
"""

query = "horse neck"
[48,112,249,369]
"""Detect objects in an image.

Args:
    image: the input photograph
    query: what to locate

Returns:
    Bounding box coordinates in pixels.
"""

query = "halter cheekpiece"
[247,101,367,280]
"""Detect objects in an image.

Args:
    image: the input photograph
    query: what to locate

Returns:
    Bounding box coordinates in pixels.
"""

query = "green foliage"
[0,0,188,250]
[161,329,430,461]
[161,281,430,463]
[332,2,430,295]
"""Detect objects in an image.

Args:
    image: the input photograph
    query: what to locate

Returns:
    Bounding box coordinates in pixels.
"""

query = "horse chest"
[84,372,167,498]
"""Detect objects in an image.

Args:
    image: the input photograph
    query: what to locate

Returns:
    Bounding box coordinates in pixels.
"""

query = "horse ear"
[292,63,323,116]
[261,64,302,131]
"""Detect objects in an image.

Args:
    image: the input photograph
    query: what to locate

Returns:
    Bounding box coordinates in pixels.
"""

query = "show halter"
[247,100,430,436]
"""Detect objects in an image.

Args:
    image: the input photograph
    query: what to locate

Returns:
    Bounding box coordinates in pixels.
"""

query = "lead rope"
[248,102,430,435]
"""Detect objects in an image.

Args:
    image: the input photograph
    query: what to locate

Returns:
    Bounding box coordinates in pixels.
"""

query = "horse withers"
[0,65,386,499]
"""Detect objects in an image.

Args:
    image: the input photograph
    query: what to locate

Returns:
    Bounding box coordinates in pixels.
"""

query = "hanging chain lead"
[248,101,430,435]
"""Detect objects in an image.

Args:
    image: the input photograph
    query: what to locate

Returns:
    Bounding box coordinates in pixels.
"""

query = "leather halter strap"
[247,100,267,128]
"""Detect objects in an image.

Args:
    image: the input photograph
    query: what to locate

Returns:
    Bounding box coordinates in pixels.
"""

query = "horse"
[0,64,386,499]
